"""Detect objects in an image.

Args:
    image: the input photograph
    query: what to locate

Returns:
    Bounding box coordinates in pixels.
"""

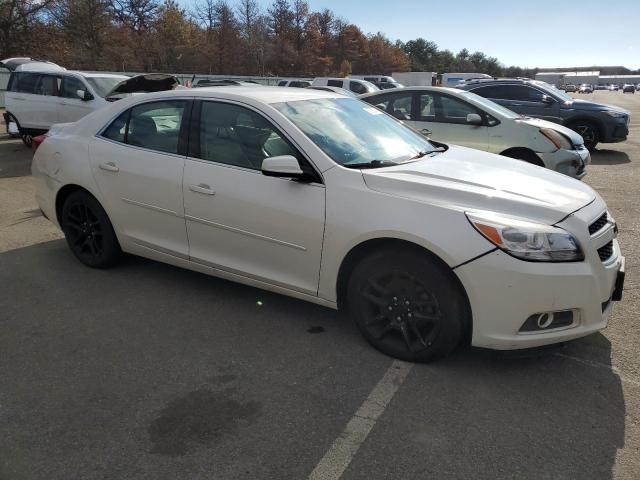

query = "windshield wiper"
[343,160,398,169]
[409,148,446,160]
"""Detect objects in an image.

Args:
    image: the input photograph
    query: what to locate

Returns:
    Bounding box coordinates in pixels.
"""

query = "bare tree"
[0,0,55,57]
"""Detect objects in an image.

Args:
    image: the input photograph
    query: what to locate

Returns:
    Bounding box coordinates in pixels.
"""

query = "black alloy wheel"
[61,191,121,268]
[347,249,468,362]
[569,122,599,151]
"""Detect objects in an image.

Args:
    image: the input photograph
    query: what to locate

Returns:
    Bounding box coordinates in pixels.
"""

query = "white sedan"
[32,87,625,362]
[361,87,590,179]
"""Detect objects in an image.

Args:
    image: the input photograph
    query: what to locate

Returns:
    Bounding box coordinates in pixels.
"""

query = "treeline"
[3,0,629,78]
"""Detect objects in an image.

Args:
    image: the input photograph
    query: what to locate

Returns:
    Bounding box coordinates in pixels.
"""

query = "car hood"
[515,117,584,145]
[361,145,595,224]
[563,98,630,115]
[105,73,180,97]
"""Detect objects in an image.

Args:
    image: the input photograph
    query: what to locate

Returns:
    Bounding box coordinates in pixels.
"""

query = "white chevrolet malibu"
[32,87,625,362]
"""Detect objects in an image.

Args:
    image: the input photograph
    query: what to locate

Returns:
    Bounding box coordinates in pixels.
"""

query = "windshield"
[273,98,436,166]
[532,80,573,101]
[86,76,128,97]
[458,91,520,119]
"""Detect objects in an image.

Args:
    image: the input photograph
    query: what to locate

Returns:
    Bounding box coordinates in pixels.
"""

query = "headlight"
[603,110,627,119]
[540,128,572,150]
[466,212,584,262]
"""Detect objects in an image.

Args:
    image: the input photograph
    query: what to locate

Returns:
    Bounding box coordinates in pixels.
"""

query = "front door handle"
[189,184,216,195]
[421,128,432,136]
[99,162,119,172]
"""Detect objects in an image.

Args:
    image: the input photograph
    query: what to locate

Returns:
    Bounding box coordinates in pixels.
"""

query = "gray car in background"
[458,78,630,150]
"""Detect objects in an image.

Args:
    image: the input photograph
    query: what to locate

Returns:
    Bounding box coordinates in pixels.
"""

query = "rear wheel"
[60,191,121,268]
[21,133,33,148]
[347,249,469,362]
[568,121,599,151]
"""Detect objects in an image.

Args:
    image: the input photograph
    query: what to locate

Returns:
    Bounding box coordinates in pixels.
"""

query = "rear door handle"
[189,184,216,195]
[99,162,119,172]
[421,128,432,136]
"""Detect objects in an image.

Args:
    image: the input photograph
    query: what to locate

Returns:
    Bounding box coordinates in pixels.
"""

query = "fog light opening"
[536,312,554,329]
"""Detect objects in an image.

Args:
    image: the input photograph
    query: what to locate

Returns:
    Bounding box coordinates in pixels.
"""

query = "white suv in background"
[362,87,591,179]
[311,77,379,95]
[2,58,180,147]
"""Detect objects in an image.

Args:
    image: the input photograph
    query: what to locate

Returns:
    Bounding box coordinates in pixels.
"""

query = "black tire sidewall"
[569,121,599,151]
[347,249,468,362]
[61,191,121,268]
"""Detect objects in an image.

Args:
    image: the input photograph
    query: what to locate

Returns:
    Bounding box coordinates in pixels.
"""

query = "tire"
[567,121,600,151]
[21,133,33,148]
[346,249,469,362]
[60,191,121,268]
[502,149,544,167]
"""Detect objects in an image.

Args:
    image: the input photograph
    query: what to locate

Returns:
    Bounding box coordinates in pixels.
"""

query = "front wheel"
[568,121,599,151]
[347,249,469,362]
[60,191,121,268]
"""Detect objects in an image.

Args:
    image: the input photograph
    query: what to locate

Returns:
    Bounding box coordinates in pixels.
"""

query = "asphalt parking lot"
[1,90,639,480]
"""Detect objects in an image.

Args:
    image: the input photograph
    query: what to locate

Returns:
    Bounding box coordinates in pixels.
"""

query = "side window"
[196,102,301,171]
[524,87,546,102]
[472,85,510,99]
[364,77,377,82]
[35,74,60,96]
[327,79,343,88]
[102,110,129,143]
[349,81,367,94]
[417,93,436,121]
[277,80,287,86]
[60,76,88,99]
[369,93,414,120]
[126,101,187,154]
[290,81,304,88]
[436,95,482,125]
[12,73,39,94]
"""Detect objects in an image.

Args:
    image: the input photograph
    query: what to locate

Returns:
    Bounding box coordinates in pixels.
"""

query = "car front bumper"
[537,146,590,179]
[455,199,623,350]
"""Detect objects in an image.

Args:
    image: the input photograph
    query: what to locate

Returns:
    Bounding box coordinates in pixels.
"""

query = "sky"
[182,0,639,70]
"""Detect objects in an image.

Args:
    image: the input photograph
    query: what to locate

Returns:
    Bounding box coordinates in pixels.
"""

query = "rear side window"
[368,93,414,120]
[10,73,40,93]
[35,74,61,96]
[277,80,287,86]
[327,79,343,88]
[101,100,188,154]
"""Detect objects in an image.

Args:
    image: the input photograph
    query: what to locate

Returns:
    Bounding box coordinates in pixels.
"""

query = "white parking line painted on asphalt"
[554,353,640,388]
[307,360,413,480]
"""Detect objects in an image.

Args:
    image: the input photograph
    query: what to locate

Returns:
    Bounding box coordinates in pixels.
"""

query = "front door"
[409,92,489,151]
[59,76,97,123]
[89,99,190,257]
[183,100,326,294]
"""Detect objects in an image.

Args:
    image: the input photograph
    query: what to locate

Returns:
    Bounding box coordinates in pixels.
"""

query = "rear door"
[59,75,97,123]
[6,72,41,128]
[89,99,191,257]
[183,100,326,294]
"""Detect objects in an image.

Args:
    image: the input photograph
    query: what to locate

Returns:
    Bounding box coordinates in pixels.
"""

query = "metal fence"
[0,69,310,107]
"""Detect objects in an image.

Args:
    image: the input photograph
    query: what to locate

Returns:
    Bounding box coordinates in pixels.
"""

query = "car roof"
[134,85,344,104]
[359,86,462,98]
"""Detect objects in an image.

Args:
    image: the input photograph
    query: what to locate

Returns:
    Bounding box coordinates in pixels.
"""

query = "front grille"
[597,241,614,261]
[589,212,608,235]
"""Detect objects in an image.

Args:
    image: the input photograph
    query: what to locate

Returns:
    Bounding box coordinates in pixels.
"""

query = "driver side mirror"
[261,155,305,180]
[466,113,483,125]
[77,89,94,101]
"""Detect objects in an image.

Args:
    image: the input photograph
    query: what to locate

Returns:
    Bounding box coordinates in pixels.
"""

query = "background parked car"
[608,84,619,91]
[373,81,405,89]
[311,77,379,94]
[361,87,590,178]
[458,78,630,150]
[578,84,594,94]
[622,84,635,93]
[594,85,607,91]
[2,58,179,147]
[277,79,311,88]
[193,79,259,87]
[564,84,577,92]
